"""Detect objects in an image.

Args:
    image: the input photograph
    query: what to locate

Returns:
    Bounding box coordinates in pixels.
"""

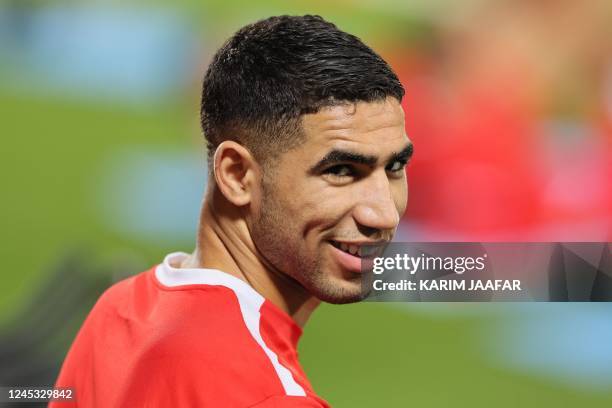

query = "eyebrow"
[309,142,414,173]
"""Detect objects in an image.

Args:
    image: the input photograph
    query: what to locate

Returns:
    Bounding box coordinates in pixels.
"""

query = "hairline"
[207,95,402,168]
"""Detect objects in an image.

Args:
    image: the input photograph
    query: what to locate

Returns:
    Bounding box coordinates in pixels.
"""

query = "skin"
[180,96,411,327]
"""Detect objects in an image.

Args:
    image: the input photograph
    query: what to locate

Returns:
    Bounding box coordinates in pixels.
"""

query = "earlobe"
[213,141,257,206]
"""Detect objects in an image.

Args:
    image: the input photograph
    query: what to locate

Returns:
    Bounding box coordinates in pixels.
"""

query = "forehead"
[300,98,408,155]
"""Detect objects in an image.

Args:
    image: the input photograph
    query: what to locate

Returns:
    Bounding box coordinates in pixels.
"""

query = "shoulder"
[58,255,322,406]
[92,266,257,345]
[103,270,293,406]
[95,266,280,371]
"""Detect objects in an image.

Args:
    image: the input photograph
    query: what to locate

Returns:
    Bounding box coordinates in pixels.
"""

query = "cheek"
[393,178,409,216]
[300,188,356,232]
[292,198,332,237]
[278,178,345,231]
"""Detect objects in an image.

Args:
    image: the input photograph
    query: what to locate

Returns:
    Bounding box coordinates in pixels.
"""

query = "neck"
[180,188,320,328]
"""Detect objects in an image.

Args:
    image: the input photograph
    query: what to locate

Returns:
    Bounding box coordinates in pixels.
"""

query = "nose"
[352,172,401,233]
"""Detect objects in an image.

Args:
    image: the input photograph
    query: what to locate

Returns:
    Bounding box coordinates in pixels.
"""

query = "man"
[52,15,411,407]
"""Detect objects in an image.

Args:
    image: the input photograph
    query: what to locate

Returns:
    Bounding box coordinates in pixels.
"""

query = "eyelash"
[323,160,408,178]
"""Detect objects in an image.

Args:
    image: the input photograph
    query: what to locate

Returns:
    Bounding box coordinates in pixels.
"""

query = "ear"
[213,141,260,206]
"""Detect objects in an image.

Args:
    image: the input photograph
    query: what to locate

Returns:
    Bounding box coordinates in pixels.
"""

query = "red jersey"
[51,252,330,407]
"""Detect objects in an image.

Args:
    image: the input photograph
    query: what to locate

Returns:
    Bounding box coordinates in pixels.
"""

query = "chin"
[307,274,365,305]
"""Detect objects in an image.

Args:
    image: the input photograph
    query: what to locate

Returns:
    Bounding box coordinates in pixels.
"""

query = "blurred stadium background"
[1,0,611,406]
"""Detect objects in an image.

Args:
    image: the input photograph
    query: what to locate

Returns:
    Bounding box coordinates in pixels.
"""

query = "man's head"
[201,15,411,303]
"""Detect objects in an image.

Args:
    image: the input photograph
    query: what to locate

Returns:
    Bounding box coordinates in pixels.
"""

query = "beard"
[250,181,364,304]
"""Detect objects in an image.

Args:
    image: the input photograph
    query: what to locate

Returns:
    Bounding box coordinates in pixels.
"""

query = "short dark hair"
[200,15,405,165]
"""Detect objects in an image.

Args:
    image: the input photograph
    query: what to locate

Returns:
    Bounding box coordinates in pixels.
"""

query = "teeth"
[358,244,387,258]
[332,241,361,257]
[330,242,389,258]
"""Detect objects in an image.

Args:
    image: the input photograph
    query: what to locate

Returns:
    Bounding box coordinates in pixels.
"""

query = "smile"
[328,240,386,259]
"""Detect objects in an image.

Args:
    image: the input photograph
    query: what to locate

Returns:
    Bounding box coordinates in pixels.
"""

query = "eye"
[386,159,407,173]
[323,164,355,178]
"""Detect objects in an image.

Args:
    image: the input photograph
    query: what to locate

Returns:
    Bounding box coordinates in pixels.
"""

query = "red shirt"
[51,252,330,407]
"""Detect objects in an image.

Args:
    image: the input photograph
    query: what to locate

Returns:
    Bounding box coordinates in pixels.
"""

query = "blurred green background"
[1,0,612,407]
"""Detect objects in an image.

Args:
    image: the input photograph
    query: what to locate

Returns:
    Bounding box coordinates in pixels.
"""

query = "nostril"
[356,224,378,237]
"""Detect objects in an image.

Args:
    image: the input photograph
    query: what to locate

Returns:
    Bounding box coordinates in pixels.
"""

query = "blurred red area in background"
[393,0,612,241]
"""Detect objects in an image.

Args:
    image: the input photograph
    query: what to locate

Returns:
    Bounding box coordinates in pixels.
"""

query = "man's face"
[251,97,411,304]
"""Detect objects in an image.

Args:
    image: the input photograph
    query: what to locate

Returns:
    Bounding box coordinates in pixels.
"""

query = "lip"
[327,240,388,274]
[328,241,364,273]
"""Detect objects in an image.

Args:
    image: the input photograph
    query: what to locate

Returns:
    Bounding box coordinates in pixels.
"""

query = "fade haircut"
[200,15,405,168]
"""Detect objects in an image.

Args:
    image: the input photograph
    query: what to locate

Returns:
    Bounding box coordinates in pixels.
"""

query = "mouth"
[328,240,387,259]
